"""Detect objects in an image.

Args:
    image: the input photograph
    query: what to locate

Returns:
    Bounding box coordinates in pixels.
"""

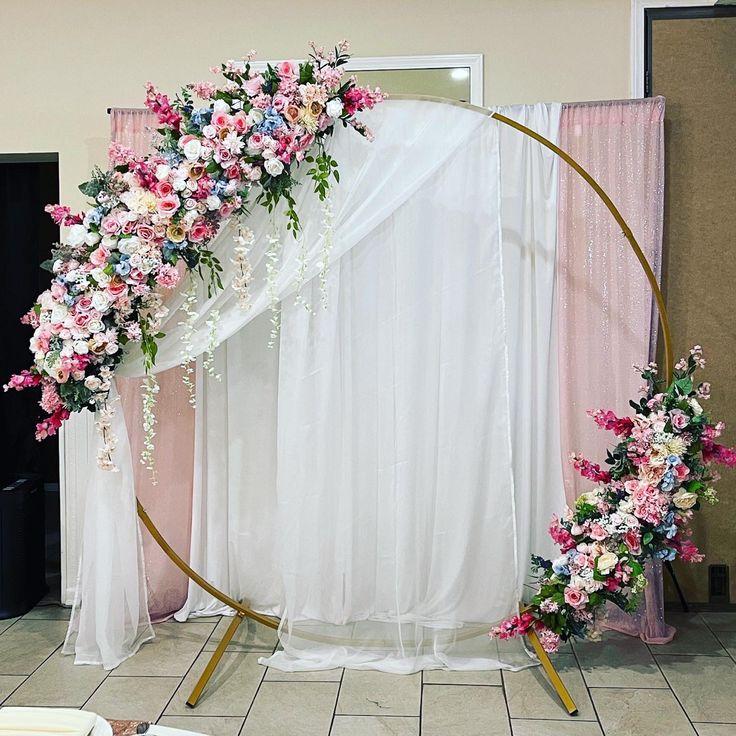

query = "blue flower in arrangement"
[552,558,570,576]
[84,207,103,226]
[190,108,212,128]
[115,257,131,277]
[666,454,681,466]
[655,548,677,561]
[213,180,228,196]
[256,107,286,134]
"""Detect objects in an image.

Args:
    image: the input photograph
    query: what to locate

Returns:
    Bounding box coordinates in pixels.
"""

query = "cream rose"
[596,552,618,575]
[91,291,111,312]
[264,158,284,177]
[672,490,698,509]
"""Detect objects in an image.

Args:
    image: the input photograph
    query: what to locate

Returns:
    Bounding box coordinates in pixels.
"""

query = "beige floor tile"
[0,618,20,635]
[511,719,604,736]
[502,656,596,721]
[423,668,502,685]
[422,684,510,736]
[241,681,339,736]
[157,715,245,735]
[111,622,215,677]
[653,614,726,656]
[0,619,69,675]
[84,675,180,722]
[700,611,736,631]
[694,725,736,736]
[330,715,419,736]
[657,654,736,723]
[336,670,421,716]
[573,631,668,688]
[203,616,278,653]
[164,651,264,717]
[592,687,696,736]
[0,675,25,703]
[264,666,343,681]
[5,651,107,707]
[22,606,71,621]
[712,630,736,659]
[701,613,736,633]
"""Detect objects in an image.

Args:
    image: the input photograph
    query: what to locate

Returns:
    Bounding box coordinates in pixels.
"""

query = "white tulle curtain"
[63,100,567,671]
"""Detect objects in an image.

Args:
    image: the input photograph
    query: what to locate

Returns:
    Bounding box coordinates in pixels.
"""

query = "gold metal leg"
[186,611,246,708]
[526,629,578,716]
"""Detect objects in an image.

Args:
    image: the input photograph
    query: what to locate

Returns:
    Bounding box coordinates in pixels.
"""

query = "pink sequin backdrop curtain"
[110,108,195,622]
[557,97,674,643]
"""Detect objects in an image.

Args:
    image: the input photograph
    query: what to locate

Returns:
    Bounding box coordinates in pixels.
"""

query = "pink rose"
[272,94,288,112]
[670,410,690,431]
[73,313,91,330]
[89,246,110,267]
[188,220,208,243]
[76,296,93,312]
[107,280,128,299]
[244,75,264,96]
[589,523,608,542]
[136,223,155,241]
[247,132,265,149]
[232,112,249,133]
[225,164,241,180]
[157,194,181,216]
[156,181,174,197]
[219,201,236,219]
[277,61,297,79]
[624,530,642,555]
[217,147,234,164]
[564,587,589,609]
[121,219,136,234]
[212,110,232,129]
[674,462,690,480]
[100,214,120,235]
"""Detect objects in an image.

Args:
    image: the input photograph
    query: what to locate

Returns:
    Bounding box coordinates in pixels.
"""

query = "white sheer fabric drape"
[64,100,566,672]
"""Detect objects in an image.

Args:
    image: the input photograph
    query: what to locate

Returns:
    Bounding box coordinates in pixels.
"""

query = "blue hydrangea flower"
[256,107,285,134]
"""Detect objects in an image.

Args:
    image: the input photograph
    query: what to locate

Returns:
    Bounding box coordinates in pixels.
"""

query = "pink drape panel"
[111,109,195,622]
[557,97,674,643]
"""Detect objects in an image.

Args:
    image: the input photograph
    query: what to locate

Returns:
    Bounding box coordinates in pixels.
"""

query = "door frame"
[630,0,716,97]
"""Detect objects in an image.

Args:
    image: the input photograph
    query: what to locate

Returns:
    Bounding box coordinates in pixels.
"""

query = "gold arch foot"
[526,629,578,716]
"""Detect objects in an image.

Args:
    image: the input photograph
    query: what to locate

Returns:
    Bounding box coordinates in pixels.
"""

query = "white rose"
[73,339,89,355]
[326,98,343,118]
[202,124,217,139]
[247,108,264,126]
[205,195,221,211]
[597,552,618,575]
[65,224,88,247]
[87,319,105,334]
[264,158,284,177]
[689,398,703,416]
[673,490,698,509]
[213,99,230,113]
[92,268,110,287]
[173,177,187,192]
[84,231,101,246]
[182,138,203,162]
[91,291,111,312]
[84,375,102,391]
[50,304,68,323]
[155,164,171,181]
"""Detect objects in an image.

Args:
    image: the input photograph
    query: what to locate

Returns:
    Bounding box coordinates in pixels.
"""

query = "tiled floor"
[1,608,736,735]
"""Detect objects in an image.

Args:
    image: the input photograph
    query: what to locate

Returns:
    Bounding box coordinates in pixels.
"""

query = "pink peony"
[155,264,180,289]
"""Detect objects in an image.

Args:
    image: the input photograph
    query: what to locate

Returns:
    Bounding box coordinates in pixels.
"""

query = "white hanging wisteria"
[178,278,198,407]
[203,309,222,381]
[265,221,282,348]
[292,229,315,316]
[318,194,335,308]
[140,373,160,484]
[231,225,254,311]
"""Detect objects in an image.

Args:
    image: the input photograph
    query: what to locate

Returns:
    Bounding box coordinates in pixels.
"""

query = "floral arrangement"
[4,41,384,463]
[490,347,736,654]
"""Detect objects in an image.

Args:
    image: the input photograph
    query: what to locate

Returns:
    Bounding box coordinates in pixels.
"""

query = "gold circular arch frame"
[135,94,673,709]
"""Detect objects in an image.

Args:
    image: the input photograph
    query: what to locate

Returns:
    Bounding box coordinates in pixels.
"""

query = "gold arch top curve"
[136,94,671,712]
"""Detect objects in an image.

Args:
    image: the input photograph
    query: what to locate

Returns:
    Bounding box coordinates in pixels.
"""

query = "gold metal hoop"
[136,95,670,713]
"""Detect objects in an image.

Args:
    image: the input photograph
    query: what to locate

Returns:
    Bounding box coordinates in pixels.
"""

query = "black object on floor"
[0,474,48,618]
